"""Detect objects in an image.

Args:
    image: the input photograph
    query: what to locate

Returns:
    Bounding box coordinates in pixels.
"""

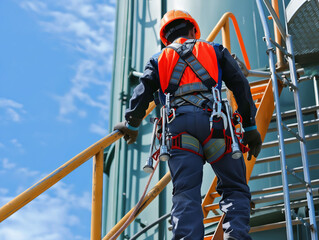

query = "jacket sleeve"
[124,55,160,127]
[215,44,257,128]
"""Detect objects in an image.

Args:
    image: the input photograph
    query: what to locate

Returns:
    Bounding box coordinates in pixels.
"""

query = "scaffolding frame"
[256,0,318,239]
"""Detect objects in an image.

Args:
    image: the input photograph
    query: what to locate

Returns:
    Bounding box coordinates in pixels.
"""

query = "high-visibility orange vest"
[158,38,219,95]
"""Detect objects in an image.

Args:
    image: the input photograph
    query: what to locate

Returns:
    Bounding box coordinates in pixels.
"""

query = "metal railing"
[0,103,156,240]
[0,130,122,240]
[255,0,318,239]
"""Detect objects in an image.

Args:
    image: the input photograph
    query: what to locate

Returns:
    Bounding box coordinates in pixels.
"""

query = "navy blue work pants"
[168,105,252,240]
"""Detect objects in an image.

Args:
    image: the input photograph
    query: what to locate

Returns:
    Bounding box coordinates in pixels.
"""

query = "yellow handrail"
[0,101,156,240]
[103,172,171,240]
[207,12,251,70]
[0,130,123,223]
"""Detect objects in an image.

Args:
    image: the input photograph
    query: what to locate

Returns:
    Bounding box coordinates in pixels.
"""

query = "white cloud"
[0,182,90,240]
[20,0,115,132]
[16,167,39,177]
[6,109,21,122]
[0,98,26,123]
[9,139,25,154]
[0,98,23,109]
[89,123,107,135]
[0,188,8,195]
[0,158,40,179]
[54,59,109,122]
[2,158,16,170]
[10,139,23,148]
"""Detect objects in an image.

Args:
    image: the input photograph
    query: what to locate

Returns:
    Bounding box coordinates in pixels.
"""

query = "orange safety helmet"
[160,10,201,46]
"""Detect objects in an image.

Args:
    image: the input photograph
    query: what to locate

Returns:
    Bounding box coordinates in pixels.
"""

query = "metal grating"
[287,0,319,63]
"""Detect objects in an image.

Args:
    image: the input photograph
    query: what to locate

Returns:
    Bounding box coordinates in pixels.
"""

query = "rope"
[109,158,160,240]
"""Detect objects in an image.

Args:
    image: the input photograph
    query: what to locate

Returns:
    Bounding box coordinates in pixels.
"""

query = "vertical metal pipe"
[271,0,284,69]
[256,0,294,239]
[91,149,104,240]
[286,34,318,240]
[159,3,167,239]
[314,76,319,118]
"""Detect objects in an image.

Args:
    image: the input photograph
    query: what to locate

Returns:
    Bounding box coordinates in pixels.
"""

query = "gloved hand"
[113,121,138,144]
[242,129,262,160]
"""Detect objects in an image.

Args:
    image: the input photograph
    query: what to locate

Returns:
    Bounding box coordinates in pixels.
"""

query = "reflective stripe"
[184,54,212,82]
[203,138,226,163]
[165,58,187,93]
[174,82,209,96]
[171,132,203,157]
[182,134,200,152]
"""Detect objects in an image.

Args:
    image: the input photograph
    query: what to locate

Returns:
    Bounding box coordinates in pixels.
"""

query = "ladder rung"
[298,75,314,83]
[210,192,220,198]
[203,215,222,224]
[249,78,270,86]
[250,164,319,180]
[248,70,271,78]
[268,118,319,132]
[256,148,319,164]
[251,188,319,205]
[222,78,268,92]
[203,203,219,211]
[251,179,319,196]
[271,105,319,121]
[252,198,319,214]
[204,235,213,240]
[280,68,305,77]
[262,133,319,148]
[252,92,264,101]
[251,84,267,94]
[249,216,319,233]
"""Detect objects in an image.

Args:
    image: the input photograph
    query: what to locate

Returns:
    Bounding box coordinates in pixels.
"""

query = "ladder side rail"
[286,32,319,240]
[256,0,294,239]
[281,0,318,236]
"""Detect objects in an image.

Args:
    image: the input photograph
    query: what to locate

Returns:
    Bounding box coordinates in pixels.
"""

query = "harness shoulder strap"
[165,39,217,94]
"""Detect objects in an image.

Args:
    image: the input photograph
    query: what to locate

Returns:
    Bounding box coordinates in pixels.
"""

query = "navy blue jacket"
[125,41,257,129]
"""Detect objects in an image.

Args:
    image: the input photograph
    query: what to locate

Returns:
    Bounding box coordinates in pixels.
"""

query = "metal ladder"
[256,0,318,239]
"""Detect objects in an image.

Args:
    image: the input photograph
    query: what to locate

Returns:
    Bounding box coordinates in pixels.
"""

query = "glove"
[242,129,262,160]
[113,121,138,144]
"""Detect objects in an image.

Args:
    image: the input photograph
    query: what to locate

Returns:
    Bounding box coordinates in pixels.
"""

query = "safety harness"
[165,39,217,110]
[155,39,249,165]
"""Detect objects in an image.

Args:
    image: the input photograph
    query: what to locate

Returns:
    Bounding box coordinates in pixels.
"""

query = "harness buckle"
[167,108,176,123]
[209,86,228,130]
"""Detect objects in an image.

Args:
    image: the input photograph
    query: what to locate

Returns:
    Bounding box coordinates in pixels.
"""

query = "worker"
[114,9,262,240]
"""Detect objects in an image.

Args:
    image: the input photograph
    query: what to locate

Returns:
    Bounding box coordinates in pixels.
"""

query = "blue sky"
[0,0,115,239]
